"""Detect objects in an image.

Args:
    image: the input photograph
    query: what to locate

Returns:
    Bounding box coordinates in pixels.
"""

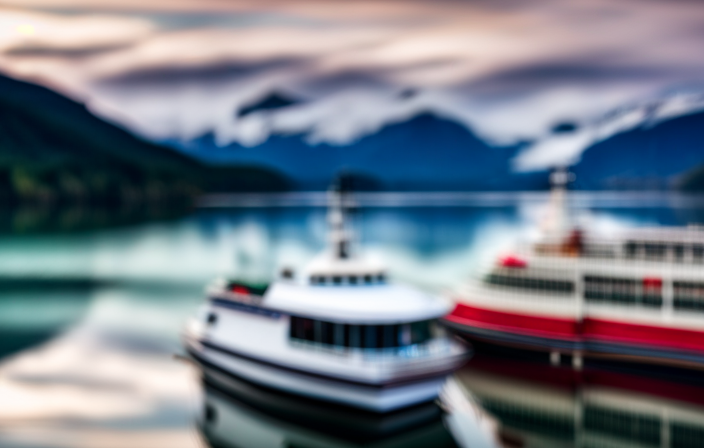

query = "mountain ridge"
[0,73,290,203]
[181,113,548,191]
[177,106,704,191]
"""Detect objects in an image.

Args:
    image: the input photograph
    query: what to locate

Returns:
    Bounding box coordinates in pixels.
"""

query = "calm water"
[1,193,704,448]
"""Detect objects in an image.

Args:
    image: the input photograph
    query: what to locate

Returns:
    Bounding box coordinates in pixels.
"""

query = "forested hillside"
[0,75,289,204]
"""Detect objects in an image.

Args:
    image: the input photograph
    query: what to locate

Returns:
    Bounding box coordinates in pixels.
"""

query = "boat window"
[486,274,574,293]
[399,324,411,345]
[362,325,376,349]
[290,316,315,340]
[377,273,386,283]
[624,241,639,258]
[626,241,704,264]
[410,321,432,344]
[384,325,397,348]
[347,324,361,348]
[363,274,373,284]
[673,244,685,262]
[673,281,704,312]
[317,321,335,345]
[693,245,704,264]
[333,323,346,346]
[643,243,666,260]
[584,276,662,307]
[348,275,358,285]
[289,316,435,348]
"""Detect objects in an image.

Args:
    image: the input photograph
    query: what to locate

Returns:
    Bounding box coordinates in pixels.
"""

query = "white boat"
[184,180,469,412]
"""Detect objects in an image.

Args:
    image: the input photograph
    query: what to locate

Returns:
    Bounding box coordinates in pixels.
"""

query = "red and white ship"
[445,169,704,369]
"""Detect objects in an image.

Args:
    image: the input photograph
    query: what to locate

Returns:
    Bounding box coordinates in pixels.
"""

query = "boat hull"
[445,303,704,369]
[185,337,456,413]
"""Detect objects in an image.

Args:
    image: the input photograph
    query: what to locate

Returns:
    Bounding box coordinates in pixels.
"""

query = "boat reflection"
[197,364,461,448]
[457,353,704,448]
[192,328,704,448]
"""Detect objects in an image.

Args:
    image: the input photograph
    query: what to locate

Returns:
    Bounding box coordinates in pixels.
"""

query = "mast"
[328,175,353,260]
[542,166,574,237]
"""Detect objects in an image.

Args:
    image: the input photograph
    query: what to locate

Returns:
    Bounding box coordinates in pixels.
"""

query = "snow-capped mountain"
[168,90,704,191]
[515,91,704,171]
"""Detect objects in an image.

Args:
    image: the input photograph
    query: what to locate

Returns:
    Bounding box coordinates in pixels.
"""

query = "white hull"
[186,337,450,412]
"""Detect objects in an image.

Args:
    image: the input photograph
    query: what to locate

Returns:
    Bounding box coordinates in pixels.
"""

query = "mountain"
[571,110,704,190]
[178,103,704,191]
[0,74,289,204]
[182,113,548,191]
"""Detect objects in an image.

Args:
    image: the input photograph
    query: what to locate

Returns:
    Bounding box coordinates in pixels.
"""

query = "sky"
[1,0,704,169]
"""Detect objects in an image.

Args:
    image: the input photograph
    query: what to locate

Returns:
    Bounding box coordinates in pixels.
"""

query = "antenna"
[543,166,575,235]
[328,174,353,259]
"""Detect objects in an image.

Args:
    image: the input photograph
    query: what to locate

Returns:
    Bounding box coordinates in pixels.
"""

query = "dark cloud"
[295,69,394,95]
[96,57,305,86]
[460,60,680,97]
[295,58,461,96]
[4,43,132,58]
[485,62,671,84]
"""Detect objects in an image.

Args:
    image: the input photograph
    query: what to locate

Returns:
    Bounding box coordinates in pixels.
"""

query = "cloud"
[0,9,154,54]
[514,91,704,170]
[1,0,704,168]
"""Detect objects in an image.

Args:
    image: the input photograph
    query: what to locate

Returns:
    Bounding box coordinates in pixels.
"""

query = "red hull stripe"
[583,319,704,353]
[447,303,580,341]
[448,303,704,353]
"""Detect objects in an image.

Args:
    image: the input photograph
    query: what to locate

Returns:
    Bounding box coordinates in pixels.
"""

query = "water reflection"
[0,204,189,235]
[198,365,459,448]
[0,282,204,448]
[0,282,96,359]
[457,353,704,448]
[195,353,704,448]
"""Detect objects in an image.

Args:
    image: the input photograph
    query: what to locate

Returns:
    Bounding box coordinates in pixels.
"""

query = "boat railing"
[528,237,704,266]
[208,289,265,307]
